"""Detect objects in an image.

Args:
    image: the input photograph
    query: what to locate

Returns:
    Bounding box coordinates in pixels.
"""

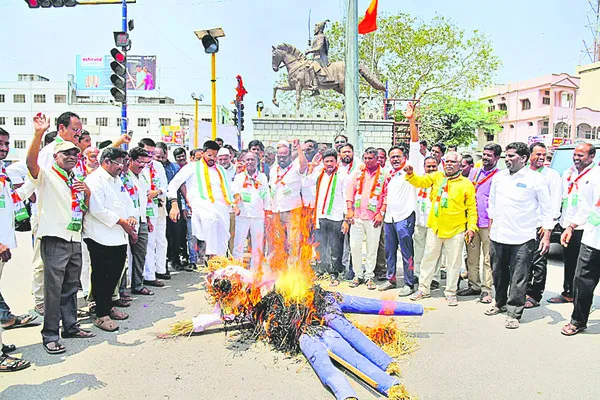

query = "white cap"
[276,140,290,148]
[217,148,230,157]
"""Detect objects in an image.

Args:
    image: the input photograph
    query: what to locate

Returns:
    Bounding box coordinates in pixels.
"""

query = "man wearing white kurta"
[139,139,168,285]
[168,141,233,257]
[231,152,271,269]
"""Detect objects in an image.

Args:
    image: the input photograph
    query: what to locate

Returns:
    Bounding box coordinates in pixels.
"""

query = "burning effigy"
[163,210,423,400]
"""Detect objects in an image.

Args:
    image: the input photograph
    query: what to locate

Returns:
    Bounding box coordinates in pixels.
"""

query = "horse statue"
[272,43,385,111]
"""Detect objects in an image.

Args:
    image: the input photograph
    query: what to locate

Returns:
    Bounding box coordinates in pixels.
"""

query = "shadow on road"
[11,271,202,367]
[0,373,106,399]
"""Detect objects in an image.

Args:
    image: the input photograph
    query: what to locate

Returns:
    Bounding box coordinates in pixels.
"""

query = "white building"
[0,73,233,161]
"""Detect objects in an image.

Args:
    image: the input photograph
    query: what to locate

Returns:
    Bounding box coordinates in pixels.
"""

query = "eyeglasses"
[334,140,346,144]
[110,160,125,166]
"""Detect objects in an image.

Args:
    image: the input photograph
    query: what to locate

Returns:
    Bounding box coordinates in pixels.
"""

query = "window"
[0,117,5,125]
[54,94,66,103]
[14,140,26,149]
[498,103,507,111]
[80,117,87,125]
[14,117,26,126]
[487,99,494,104]
[561,92,573,108]
[96,117,108,127]
[528,122,534,127]
[545,90,550,95]
[542,97,550,105]
[509,124,515,129]
[0,94,4,103]
[138,118,150,127]
[159,118,172,126]
[117,118,122,127]
[487,105,496,112]
[180,118,190,127]
[521,99,531,110]
[201,118,212,122]
[485,132,495,141]
[13,94,25,103]
[34,94,46,103]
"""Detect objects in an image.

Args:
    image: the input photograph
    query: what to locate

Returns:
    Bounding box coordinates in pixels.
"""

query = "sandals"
[366,279,376,290]
[112,298,131,308]
[547,295,573,304]
[132,287,154,296]
[62,327,96,339]
[109,307,129,321]
[349,278,363,288]
[34,304,44,316]
[505,317,520,329]
[480,292,493,304]
[2,314,39,330]
[330,278,340,287]
[0,354,31,372]
[43,341,66,355]
[524,296,540,309]
[120,293,133,302]
[484,306,507,316]
[2,344,16,354]
[561,323,586,336]
[94,316,119,332]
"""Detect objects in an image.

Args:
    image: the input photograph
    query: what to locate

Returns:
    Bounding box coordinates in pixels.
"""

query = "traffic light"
[232,107,238,126]
[25,0,77,7]
[201,34,219,54]
[109,48,126,103]
[238,103,245,131]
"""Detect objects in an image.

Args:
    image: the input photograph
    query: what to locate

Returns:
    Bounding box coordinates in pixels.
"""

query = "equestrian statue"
[272,20,385,111]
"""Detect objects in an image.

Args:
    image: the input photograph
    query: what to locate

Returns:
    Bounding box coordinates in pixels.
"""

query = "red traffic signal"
[25,0,77,7]
[110,48,127,103]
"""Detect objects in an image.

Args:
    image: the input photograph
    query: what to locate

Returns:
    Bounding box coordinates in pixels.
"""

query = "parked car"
[549,141,600,176]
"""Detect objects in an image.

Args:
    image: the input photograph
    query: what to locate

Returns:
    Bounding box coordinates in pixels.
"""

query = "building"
[0,73,233,160]
[478,71,600,150]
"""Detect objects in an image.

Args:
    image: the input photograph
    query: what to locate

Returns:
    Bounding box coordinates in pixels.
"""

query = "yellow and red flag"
[358,0,378,34]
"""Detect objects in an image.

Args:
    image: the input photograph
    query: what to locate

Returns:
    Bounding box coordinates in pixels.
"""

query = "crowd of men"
[1,104,599,372]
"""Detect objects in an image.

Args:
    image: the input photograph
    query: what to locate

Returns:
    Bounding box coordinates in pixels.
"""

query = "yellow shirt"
[406,171,478,238]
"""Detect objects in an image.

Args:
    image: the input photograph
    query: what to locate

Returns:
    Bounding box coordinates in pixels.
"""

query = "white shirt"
[560,164,599,230]
[83,167,135,246]
[31,166,82,242]
[222,163,236,183]
[409,142,425,176]
[383,167,417,223]
[0,161,17,249]
[144,160,168,219]
[489,167,554,245]
[579,176,600,250]
[415,187,432,227]
[5,161,27,185]
[338,160,360,178]
[269,162,304,213]
[535,166,562,227]
[167,160,231,211]
[301,163,323,208]
[231,171,271,218]
[126,170,149,222]
[304,168,348,221]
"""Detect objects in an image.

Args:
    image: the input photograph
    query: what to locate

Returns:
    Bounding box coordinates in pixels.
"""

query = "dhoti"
[191,201,230,256]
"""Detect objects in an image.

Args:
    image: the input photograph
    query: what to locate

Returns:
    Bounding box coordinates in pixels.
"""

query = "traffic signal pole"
[120,0,128,137]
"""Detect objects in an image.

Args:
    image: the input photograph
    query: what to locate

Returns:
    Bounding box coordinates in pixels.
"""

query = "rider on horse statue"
[305,20,335,95]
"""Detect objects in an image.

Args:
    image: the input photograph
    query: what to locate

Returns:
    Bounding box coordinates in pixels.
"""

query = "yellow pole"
[194,98,199,148]
[211,53,217,140]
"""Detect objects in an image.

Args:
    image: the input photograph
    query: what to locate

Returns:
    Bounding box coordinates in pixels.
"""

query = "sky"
[0,0,594,126]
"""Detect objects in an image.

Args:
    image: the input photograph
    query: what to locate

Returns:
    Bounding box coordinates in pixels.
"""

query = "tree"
[418,96,506,147]
[273,12,501,116]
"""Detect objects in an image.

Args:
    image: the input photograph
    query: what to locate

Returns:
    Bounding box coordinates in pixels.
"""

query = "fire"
[275,267,314,305]
[354,318,420,360]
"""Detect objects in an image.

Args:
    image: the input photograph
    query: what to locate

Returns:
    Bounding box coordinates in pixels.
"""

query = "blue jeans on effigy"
[384,212,416,288]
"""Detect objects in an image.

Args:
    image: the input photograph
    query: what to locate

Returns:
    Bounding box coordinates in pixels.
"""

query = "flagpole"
[345,0,361,155]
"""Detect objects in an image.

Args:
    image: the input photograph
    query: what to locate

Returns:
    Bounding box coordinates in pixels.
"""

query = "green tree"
[418,97,506,147]
[273,12,501,118]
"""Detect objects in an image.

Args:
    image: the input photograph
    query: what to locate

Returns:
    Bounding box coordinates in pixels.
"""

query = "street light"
[194,27,225,141]
[191,93,204,148]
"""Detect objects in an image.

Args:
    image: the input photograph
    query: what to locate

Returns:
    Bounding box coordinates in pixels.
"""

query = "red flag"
[358,0,378,34]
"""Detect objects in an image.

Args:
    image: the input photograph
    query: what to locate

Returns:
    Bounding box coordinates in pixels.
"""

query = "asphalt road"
[0,234,599,400]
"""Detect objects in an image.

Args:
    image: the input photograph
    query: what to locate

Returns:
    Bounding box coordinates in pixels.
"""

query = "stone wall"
[252,116,394,149]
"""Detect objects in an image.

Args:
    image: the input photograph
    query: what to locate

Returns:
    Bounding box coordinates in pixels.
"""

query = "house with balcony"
[478,72,600,149]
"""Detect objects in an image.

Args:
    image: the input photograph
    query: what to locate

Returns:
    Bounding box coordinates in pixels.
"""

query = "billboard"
[75,54,157,95]
[161,126,188,146]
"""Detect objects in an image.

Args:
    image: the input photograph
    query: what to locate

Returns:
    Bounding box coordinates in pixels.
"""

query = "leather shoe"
[143,279,165,287]
[457,287,482,296]
[156,273,171,280]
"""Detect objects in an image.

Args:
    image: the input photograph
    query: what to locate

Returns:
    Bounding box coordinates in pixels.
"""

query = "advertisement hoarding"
[161,126,187,146]
[75,54,157,95]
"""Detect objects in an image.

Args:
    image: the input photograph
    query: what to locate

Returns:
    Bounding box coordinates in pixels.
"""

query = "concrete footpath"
[0,233,598,399]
